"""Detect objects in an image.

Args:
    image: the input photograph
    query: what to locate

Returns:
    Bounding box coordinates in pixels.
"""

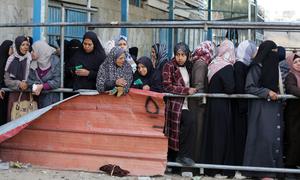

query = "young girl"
[132,56,154,91]
[162,42,197,166]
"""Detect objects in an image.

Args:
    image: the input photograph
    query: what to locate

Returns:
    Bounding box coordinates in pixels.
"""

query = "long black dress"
[285,73,300,168]
[0,40,13,125]
[203,65,235,176]
[243,63,283,177]
[232,61,249,165]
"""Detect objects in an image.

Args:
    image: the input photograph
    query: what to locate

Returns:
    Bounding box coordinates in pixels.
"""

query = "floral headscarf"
[192,41,217,64]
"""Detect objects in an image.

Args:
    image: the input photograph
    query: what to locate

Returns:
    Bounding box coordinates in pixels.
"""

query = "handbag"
[11,92,38,120]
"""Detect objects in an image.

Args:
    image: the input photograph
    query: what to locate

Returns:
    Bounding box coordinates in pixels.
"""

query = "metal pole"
[2,88,299,99]
[87,0,91,23]
[163,92,298,99]
[2,21,300,30]
[33,0,45,41]
[121,0,128,36]
[207,0,212,40]
[248,0,252,39]
[60,5,65,100]
[168,0,174,59]
[168,162,300,174]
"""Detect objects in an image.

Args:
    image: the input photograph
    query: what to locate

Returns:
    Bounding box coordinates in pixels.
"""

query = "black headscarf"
[70,31,107,90]
[132,56,154,89]
[173,42,192,68]
[0,40,13,87]
[129,47,138,62]
[68,39,81,58]
[253,40,279,92]
[27,36,33,52]
[277,46,286,62]
[15,36,28,56]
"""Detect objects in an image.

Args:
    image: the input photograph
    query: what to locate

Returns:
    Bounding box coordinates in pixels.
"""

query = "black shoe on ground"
[176,156,195,166]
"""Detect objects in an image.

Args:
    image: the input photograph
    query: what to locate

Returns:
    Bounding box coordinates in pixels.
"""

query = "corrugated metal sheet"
[0,89,168,176]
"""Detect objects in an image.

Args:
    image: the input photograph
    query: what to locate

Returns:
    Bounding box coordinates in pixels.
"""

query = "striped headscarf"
[152,43,169,70]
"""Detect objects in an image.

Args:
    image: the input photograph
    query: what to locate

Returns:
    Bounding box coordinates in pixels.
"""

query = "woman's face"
[138,63,148,76]
[83,38,94,53]
[293,58,300,72]
[31,50,38,60]
[118,40,127,50]
[115,53,126,67]
[175,50,187,66]
[8,47,14,56]
[19,41,30,55]
[151,47,156,60]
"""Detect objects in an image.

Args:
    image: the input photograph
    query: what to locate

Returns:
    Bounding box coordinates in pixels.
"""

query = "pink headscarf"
[207,39,236,82]
[192,41,217,64]
[286,53,300,87]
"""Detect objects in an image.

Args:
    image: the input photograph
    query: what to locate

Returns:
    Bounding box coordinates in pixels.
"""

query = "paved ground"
[0,166,232,180]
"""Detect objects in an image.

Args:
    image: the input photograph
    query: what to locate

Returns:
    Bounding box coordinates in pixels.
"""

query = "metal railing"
[0,21,300,30]
[2,88,299,99]
[1,20,300,175]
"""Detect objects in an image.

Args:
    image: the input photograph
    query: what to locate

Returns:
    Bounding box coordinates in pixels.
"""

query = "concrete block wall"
[92,0,169,57]
[0,0,33,42]
[0,0,172,56]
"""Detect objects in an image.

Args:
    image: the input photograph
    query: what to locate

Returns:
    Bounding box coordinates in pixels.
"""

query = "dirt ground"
[0,166,229,180]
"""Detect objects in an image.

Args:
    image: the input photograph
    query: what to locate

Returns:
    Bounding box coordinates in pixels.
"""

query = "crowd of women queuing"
[0,31,300,179]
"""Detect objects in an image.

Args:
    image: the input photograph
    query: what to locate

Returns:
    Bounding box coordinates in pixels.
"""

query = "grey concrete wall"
[0,0,175,56]
[92,0,170,57]
[0,0,33,42]
[264,31,300,51]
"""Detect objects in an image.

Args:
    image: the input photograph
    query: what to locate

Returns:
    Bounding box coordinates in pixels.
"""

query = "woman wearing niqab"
[243,40,283,178]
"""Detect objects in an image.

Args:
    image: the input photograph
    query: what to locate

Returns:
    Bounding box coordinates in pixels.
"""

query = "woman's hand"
[75,68,90,76]
[142,85,150,90]
[19,81,28,91]
[33,84,44,96]
[116,78,127,87]
[188,88,197,95]
[0,90,5,99]
[268,90,278,101]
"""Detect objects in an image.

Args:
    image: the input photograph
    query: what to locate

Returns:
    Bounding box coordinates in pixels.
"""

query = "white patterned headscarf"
[236,40,257,66]
[208,39,236,82]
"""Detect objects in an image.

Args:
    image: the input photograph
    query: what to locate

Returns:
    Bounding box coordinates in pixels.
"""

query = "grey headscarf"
[96,46,133,93]
[31,40,56,70]
[152,43,169,70]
